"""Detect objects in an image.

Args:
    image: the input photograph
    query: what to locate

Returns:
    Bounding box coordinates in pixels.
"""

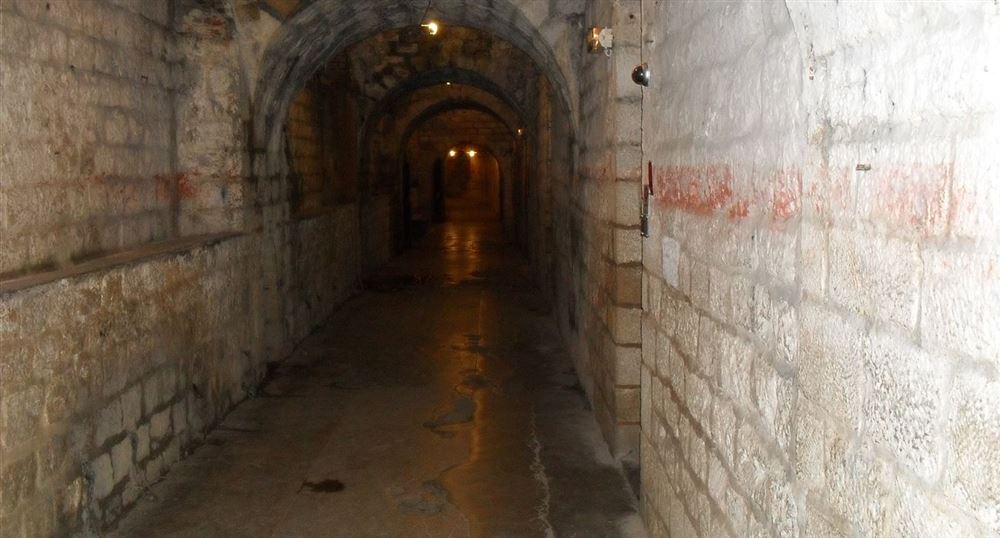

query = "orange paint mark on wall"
[871,163,951,237]
[648,164,806,224]
[176,174,196,199]
[728,199,749,220]
[653,164,734,215]
[643,160,964,238]
[155,173,198,201]
[580,164,612,181]
[806,165,851,218]
[771,169,801,223]
[809,162,953,236]
[772,189,797,222]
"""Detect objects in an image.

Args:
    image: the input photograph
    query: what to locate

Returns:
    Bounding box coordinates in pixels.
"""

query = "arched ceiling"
[252,0,579,149]
[402,102,516,147]
[345,26,539,111]
[371,84,524,150]
[362,68,529,136]
[405,108,514,162]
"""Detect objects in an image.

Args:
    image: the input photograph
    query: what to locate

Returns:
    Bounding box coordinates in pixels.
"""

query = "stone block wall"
[0,2,368,534]
[174,1,251,237]
[1,235,262,535]
[286,58,360,213]
[637,1,1000,536]
[287,87,327,212]
[559,0,644,463]
[0,0,178,277]
[286,206,362,342]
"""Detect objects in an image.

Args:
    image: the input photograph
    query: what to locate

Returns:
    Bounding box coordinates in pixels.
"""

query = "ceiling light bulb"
[448,149,457,157]
[466,149,477,158]
[422,21,439,35]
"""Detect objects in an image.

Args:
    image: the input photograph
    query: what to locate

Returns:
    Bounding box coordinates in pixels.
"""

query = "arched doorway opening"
[442,145,502,222]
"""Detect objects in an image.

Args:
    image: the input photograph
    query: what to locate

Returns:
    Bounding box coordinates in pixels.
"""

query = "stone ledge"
[0,232,243,295]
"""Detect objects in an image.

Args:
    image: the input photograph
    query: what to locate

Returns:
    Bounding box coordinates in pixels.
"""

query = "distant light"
[448,149,457,157]
[422,21,440,36]
[445,81,452,86]
[516,128,523,136]
[466,149,477,158]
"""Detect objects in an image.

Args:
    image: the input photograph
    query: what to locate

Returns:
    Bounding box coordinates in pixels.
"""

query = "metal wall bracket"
[640,185,651,237]
[641,161,652,237]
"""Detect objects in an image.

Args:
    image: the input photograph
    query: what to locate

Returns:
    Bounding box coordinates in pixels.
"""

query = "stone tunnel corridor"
[2,1,999,537]
[112,212,643,537]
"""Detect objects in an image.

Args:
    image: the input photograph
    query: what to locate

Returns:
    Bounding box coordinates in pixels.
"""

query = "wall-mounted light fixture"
[448,149,458,157]
[420,0,440,36]
[422,20,440,35]
[466,149,477,158]
[587,26,614,56]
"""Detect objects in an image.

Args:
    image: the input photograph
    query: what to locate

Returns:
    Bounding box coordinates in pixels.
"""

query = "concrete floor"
[113,203,645,537]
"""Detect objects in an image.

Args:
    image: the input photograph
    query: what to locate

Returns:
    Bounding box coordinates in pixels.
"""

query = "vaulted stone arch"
[240,3,582,294]
[250,0,580,166]
[363,87,526,198]
[361,67,531,141]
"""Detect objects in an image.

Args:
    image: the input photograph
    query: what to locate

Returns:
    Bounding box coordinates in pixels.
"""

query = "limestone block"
[134,423,151,463]
[88,453,115,500]
[798,302,865,427]
[110,437,133,484]
[2,385,43,450]
[612,305,641,345]
[752,356,794,451]
[793,399,827,491]
[946,373,1000,534]
[0,453,37,517]
[121,384,142,429]
[94,398,123,447]
[863,332,947,481]
[149,408,171,443]
[828,227,920,331]
[922,248,1000,366]
[889,476,984,538]
[615,344,641,386]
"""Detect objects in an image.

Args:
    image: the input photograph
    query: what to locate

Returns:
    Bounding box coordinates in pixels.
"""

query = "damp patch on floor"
[300,479,345,493]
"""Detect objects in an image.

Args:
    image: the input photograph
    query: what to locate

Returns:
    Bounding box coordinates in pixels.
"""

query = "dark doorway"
[432,157,446,222]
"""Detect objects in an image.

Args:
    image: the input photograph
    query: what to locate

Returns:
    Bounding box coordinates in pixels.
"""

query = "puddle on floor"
[394,480,451,515]
[300,479,345,493]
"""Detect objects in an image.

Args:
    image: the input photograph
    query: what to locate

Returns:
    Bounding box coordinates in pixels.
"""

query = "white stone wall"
[566,0,645,462]
[638,1,1000,536]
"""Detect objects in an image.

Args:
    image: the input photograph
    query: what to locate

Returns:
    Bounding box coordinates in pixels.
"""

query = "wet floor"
[114,203,645,537]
